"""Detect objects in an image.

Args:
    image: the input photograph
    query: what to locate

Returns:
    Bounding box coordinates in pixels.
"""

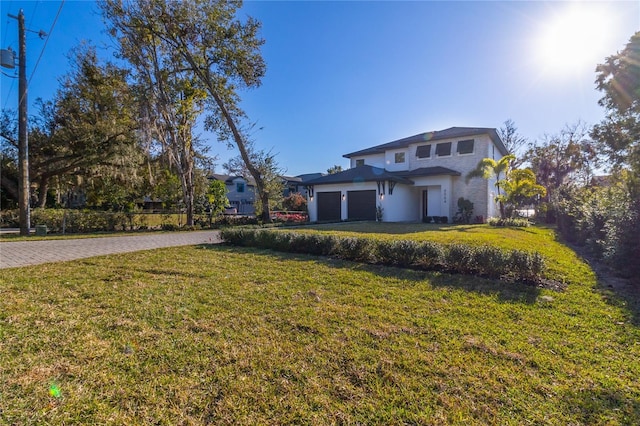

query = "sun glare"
[535,4,613,76]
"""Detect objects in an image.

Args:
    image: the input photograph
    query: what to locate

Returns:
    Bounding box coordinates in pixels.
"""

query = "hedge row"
[487,217,531,228]
[220,228,546,283]
[18,209,150,233]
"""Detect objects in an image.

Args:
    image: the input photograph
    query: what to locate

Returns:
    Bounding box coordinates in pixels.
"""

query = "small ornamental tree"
[206,179,228,217]
[466,154,515,218]
[500,169,546,216]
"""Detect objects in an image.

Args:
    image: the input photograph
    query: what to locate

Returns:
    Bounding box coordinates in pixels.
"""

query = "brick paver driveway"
[0,231,222,269]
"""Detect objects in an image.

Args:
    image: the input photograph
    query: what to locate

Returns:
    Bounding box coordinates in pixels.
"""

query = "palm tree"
[466,154,515,218]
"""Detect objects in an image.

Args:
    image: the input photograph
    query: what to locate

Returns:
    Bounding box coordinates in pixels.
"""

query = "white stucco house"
[304,127,509,223]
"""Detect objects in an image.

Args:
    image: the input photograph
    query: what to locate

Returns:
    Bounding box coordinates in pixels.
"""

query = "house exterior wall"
[407,134,493,172]
[384,149,410,171]
[308,182,379,222]
[410,175,455,218]
[379,184,417,222]
[350,154,385,168]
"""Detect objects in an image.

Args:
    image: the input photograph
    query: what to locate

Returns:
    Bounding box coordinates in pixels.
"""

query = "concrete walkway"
[0,231,222,269]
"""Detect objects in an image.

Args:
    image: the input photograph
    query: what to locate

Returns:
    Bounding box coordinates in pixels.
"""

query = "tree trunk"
[37,176,49,208]
[177,58,272,223]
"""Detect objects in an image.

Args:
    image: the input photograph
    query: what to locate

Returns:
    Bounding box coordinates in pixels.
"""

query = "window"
[355,159,365,167]
[394,152,405,163]
[416,145,431,158]
[435,142,452,156]
[457,139,474,154]
[236,182,245,193]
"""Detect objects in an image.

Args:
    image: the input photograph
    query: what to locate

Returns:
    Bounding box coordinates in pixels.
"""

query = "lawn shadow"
[554,236,640,327]
[593,268,640,327]
[559,386,640,424]
[199,244,541,305]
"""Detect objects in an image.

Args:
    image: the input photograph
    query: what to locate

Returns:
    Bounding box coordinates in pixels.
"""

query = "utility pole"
[17,10,29,236]
[5,10,30,235]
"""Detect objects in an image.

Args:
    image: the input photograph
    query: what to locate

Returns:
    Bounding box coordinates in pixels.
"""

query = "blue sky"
[1,1,639,176]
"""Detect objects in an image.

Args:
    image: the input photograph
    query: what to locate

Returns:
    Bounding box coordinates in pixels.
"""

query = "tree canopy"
[101,0,274,221]
[592,31,640,190]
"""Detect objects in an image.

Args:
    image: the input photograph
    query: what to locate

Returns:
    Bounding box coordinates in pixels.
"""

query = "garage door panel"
[347,190,376,221]
[317,192,341,221]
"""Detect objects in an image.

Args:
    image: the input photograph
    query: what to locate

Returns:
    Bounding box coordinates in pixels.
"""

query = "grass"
[1,224,639,424]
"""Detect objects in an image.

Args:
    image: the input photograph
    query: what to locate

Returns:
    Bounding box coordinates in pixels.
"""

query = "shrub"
[508,250,546,283]
[375,239,421,267]
[487,217,531,227]
[473,245,510,278]
[282,193,307,211]
[454,197,474,224]
[335,237,376,263]
[0,209,19,228]
[415,241,445,270]
[220,229,547,283]
[445,244,478,274]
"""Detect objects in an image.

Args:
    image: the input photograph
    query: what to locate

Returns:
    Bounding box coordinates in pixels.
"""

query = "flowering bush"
[272,212,308,223]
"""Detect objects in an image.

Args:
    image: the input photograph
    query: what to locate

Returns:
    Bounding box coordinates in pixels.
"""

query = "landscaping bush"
[487,217,531,227]
[335,237,376,263]
[508,250,546,283]
[375,239,421,267]
[472,245,510,278]
[220,228,547,284]
[0,209,19,228]
[445,244,477,274]
[415,241,445,270]
[213,215,260,228]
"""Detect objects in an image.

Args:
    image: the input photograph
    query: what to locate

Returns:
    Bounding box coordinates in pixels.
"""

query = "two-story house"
[304,127,509,222]
[209,174,257,215]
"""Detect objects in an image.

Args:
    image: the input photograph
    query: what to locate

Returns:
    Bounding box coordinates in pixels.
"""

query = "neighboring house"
[209,174,257,215]
[304,127,509,222]
[138,196,163,212]
[281,175,304,197]
[282,173,325,197]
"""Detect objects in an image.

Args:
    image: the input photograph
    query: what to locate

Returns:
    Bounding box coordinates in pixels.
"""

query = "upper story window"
[394,152,406,163]
[416,144,431,159]
[355,159,365,167]
[435,142,452,157]
[457,139,474,155]
[236,182,245,193]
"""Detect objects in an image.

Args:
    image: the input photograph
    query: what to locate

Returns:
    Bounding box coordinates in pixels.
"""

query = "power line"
[3,75,17,110]
[2,0,13,46]
[28,0,64,88]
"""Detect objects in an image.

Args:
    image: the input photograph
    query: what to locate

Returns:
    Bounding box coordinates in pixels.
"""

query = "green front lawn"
[1,225,638,424]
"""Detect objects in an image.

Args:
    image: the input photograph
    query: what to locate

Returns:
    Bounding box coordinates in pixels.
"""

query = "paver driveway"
[0,231,222,269]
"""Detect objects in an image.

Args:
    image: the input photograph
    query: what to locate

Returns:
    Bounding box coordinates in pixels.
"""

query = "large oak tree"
[102,0,274,222]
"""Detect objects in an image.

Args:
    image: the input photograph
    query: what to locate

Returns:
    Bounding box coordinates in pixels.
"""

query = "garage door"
[317,191,341,221]
[347,190,376,221]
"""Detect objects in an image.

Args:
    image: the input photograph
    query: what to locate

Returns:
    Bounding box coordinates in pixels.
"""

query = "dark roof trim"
[344,127,508,158]
[398,166,461,178]
[305,165,462,186]
[304,165,414,186]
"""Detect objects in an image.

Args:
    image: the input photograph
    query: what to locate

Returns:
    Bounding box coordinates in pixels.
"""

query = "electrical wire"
[2,0,16,110]
[27,0,65,88]
[2,0,13,46]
